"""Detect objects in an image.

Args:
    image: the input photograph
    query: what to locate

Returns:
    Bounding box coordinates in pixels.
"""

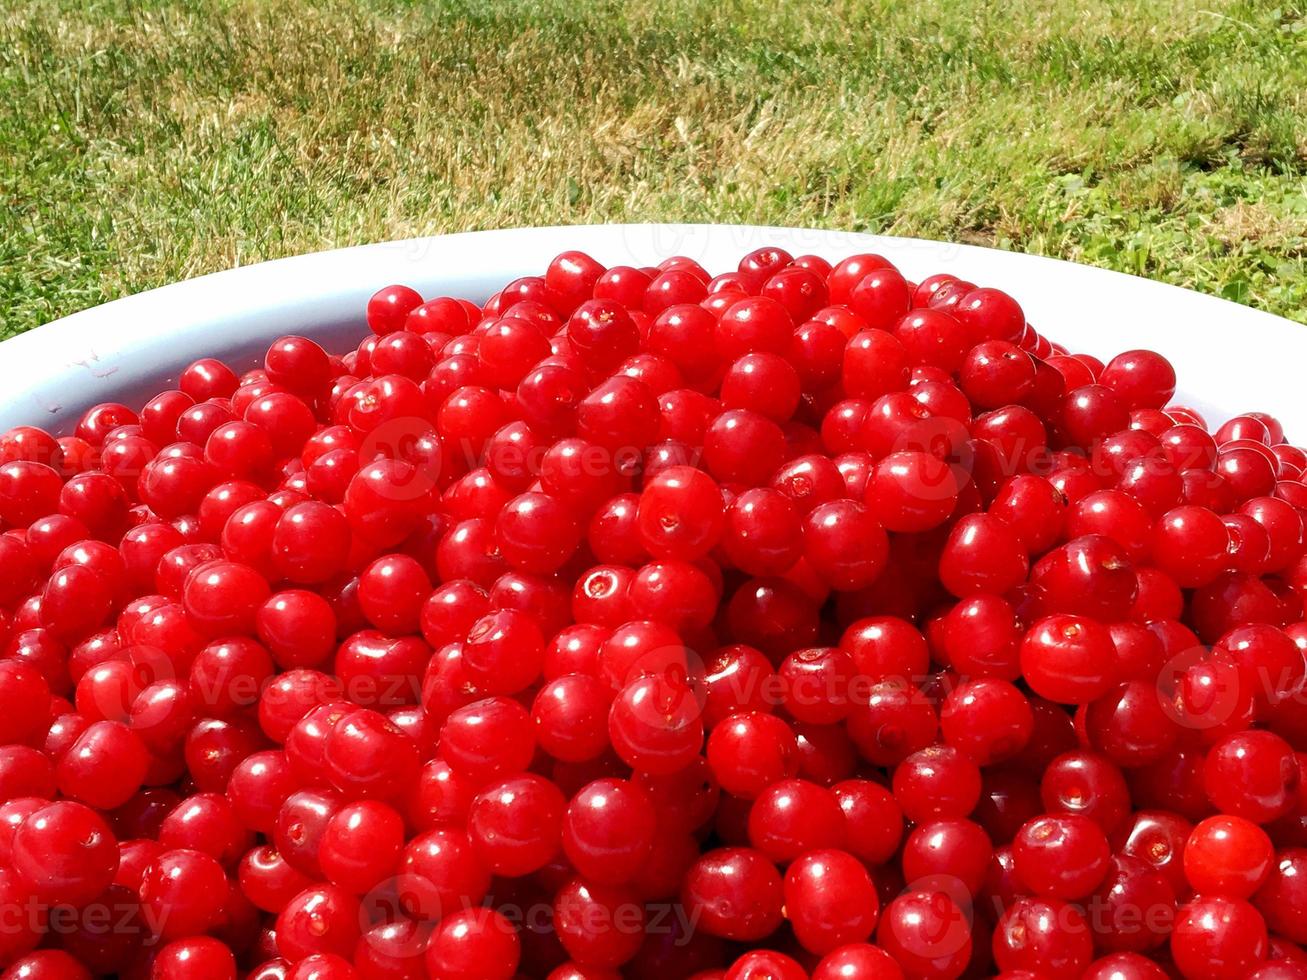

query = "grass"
[2,0,1306,337]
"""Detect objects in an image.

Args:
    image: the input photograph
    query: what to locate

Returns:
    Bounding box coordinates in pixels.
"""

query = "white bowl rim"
[1,222,1302,435]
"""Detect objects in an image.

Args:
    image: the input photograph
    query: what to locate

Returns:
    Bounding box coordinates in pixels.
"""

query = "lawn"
[2,0,1305,337]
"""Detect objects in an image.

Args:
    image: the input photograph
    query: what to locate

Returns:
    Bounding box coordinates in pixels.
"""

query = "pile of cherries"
[0,246,1304,980]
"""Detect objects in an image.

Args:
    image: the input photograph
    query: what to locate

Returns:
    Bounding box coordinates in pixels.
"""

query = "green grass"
[2,0,1306,336]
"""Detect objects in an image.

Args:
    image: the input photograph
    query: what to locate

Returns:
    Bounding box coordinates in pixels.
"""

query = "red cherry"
[938,513,1029,597]
[1184,814,1274,898]
[1171,896,1268,980]
[1012,813,1111,899]
[876,889,973,979]
[681,847,783,941]
[784,848,879,954]
[139,848,229,939]
[1204,730,1300,823]
[11,801,119,907]
[367,285,424,335]
[993,896,1094,974]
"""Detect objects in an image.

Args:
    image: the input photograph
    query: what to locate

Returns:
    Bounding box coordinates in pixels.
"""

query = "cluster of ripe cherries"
[0,246,1304,980]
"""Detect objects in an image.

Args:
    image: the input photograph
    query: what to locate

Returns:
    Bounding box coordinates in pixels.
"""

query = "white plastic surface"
[0,223,1301,434]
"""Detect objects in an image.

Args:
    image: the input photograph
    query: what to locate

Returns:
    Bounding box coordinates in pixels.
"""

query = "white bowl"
[1,223,1302,435]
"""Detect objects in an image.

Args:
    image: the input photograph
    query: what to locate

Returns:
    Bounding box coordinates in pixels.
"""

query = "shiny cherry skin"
[902,817,993,895]
[783,848,880,954]
[552,877,644,969]
[11,801,119,907]
[466,773,565,877]
[1171,896,1269,980]
[139,848,230,940]
[1204,730,1300,823]
[892,744,983,823]
[1184,815,1275,898]
[1012,813,1111,899]
[561,778,656,884]
[706,711,799,801]
[876,889,973,980]
[993,896,1095,974]
[151,936,238,980]
[680,847,784,942]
